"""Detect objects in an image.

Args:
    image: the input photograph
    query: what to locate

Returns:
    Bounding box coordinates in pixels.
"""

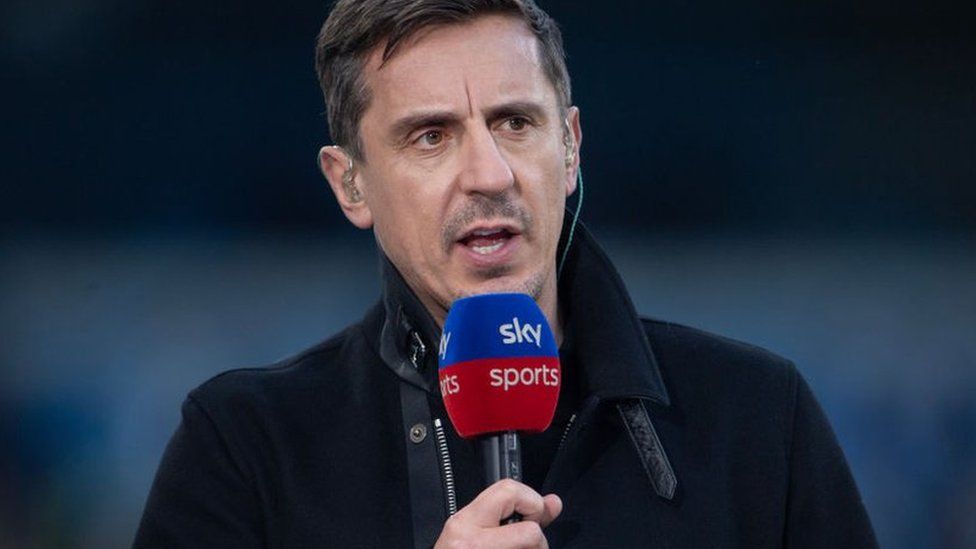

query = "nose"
[457,127,515,195]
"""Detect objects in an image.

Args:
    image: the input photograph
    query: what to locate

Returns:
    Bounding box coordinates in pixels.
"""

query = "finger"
[461,479,545,526]
[493,520,548,549]
[526,494,562,528]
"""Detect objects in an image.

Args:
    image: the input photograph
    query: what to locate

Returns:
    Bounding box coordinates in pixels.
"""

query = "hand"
[434,479,562,549]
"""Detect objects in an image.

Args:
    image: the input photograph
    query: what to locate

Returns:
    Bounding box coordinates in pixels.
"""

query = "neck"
[533,272,563,347]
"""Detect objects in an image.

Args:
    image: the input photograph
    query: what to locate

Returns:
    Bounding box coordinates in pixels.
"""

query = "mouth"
[454,224,522,265]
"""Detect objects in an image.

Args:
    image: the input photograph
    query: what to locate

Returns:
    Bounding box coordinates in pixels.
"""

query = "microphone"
[438,293,561,523]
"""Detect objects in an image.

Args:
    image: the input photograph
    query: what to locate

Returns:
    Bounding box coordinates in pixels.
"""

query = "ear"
[318,145,373,229]
[563,106,582,197]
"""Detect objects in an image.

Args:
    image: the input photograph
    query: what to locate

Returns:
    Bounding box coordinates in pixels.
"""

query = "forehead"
[362,15,557,120]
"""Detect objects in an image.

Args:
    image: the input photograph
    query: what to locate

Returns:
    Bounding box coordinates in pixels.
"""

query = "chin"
[454,268,547,301]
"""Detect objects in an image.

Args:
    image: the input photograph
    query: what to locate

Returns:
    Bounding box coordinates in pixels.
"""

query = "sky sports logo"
[499,317,543,348]
[439,363,559,396]
[438,316,543,362]
[439,314,554,396]
[439,331,451,361]
[489,364,559,391]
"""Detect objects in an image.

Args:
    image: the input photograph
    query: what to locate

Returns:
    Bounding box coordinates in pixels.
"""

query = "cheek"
[373,178,450,258]
[518,154,568,208]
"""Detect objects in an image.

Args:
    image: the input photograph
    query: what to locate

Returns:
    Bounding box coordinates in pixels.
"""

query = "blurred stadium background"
[2,0,974,547]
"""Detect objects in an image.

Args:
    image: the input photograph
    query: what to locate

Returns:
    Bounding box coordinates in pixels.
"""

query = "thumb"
[522,493,562,527]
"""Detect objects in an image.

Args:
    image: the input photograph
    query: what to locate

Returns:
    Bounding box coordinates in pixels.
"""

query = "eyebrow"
[484,101,549,125]
[388,110,463,144]
[387,100,551,144]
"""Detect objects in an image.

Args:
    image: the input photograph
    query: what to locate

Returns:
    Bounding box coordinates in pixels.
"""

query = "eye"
[419,130,443,148]
[505,117,529,131]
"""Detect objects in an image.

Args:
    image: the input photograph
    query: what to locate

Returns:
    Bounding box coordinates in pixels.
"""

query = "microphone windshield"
[438,293,560,439]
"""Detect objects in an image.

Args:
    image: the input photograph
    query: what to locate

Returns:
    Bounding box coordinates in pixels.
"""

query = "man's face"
[334,15,580,325]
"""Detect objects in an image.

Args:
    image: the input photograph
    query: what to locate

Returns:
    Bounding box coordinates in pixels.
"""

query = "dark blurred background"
[1,0,974,547]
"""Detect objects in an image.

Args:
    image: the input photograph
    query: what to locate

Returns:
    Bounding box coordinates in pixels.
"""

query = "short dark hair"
[315,0,571,161]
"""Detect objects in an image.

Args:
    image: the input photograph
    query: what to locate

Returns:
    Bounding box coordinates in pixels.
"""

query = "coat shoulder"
[639,317,799,418]
[186,314,377,420]
[640,316,796,375]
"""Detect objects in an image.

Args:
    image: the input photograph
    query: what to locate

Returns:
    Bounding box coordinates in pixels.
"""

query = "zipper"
[433,418,458,516]
[557,413,578,452]
[538,412,579,496]
[407,333,458,516]
[542,397,599,495]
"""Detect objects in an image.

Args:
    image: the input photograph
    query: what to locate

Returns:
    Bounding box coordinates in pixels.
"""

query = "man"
[135,1,878,547]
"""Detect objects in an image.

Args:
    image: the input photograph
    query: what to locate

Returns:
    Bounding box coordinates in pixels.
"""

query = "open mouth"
[458,228,514,255]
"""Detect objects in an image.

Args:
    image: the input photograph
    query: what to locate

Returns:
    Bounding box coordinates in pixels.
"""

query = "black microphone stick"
[481,431,523,524]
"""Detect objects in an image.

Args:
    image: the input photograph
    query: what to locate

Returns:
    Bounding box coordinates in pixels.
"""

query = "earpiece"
[318,146,363,203]
[563,120,575,167]
[341,156,363,203]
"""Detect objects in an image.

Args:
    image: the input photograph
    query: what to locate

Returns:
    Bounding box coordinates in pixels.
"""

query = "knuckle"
[497,478,521,493]
[517,522,546,547]
[525,494,545,514]
[439,517,466,546]
[493,479,521,502]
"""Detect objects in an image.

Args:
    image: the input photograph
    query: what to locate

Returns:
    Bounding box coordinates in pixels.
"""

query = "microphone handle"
[481,431,522,524]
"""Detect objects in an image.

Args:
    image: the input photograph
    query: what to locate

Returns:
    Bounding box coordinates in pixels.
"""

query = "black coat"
[134,224,877,548]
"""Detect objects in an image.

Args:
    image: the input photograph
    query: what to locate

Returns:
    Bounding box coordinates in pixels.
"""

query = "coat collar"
[556,221,670,406]
[375,218,670,407]
[376,252,442,393]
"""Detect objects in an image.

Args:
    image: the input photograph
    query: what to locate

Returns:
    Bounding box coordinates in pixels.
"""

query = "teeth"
[472,241,505,255]
[471,229,502,236]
